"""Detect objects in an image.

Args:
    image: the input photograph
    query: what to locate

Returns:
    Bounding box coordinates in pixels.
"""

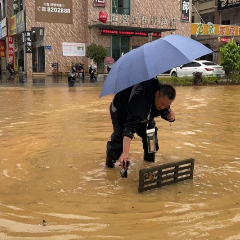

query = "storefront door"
[112,36,130,61]
[38,46,45,72]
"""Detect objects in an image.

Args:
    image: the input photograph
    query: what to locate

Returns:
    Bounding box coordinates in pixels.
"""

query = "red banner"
[0,40,6,57]
[8,36,14,63]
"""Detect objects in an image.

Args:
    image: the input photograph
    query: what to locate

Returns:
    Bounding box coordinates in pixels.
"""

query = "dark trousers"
[106,105,159,160]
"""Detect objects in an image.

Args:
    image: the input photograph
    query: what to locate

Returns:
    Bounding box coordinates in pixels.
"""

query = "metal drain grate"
[138,158,194,193]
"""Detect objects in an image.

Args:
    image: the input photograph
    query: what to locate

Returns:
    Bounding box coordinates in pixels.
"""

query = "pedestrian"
[105,77,176,170]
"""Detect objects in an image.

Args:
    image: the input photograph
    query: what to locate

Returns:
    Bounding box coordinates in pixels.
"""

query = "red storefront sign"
[99,29,161,37]
[94,0,106,7]
[98,11,108,23]
[8,36,14,63]
[219,37,233,43]
[0,40,6,57]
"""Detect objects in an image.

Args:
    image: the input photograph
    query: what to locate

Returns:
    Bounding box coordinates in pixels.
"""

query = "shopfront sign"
[14,36,18,71]
[1,18,7,38]
[99,29,162,37]
[98,11,108,23]
[0,40,6,57]
[8,36,14,63]
[191,23,240,36]
[96,14,176,29]
[218,0,240,10]
[10,15,17,35]
[16,10,25,34]
[219,37,233,42]
[25,31,32,53]
[94,0,106,7]
[62,42,85,56]
[181,0,190,22]
[35,0,73,24]
[45,46,52,50]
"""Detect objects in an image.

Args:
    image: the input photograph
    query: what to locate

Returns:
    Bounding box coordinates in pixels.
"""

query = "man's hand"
[119,152,129,169]
[167,109,175,122]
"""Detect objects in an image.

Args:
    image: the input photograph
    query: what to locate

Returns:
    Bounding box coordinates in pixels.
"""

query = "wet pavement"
[0,75,240,239]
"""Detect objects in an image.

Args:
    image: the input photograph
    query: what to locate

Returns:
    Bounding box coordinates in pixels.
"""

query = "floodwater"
[0,76,240,240]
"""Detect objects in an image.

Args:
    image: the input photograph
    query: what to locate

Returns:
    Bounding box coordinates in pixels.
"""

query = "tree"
[86,43,108,68]
[220,41,240,81]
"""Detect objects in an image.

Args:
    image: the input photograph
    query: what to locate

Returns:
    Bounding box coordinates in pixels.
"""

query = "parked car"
[170,60,225,78]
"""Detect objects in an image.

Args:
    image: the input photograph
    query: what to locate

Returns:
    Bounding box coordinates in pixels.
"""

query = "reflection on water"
[0,83,240,239]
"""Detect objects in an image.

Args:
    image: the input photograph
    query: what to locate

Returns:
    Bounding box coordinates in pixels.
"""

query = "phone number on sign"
[47,7,71,13]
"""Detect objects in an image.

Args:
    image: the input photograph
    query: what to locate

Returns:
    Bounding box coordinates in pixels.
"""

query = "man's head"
[155,85,176,110]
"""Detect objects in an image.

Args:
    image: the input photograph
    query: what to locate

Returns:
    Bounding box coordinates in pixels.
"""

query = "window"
[2,0,6,18]
[112,0,130,15]
[222,20,230,25]
[182,62,201,68]
[112,36,130,61]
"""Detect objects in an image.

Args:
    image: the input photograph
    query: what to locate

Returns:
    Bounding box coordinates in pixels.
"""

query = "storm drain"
[138,158,194,193]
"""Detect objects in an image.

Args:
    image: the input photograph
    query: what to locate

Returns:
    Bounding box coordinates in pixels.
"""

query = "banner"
[35,0,73,24]
[181,0,190,22]
[10,15,17,35]
[0,40,6,57]
[8,36,14,63]
[62,42,85,56]
[191,23,240,36]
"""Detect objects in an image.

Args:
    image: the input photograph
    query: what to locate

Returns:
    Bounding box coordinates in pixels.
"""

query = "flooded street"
[0,76,240,240]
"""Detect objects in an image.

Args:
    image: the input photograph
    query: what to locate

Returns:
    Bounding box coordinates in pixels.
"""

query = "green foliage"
[220,41,240,80]
[158,75,221,86]
[86,43,108,66]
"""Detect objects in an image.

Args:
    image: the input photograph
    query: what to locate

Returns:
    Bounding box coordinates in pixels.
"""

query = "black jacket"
[111,78,171,139]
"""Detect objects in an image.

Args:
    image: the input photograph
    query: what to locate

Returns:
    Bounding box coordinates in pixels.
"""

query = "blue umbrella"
[100,34,212,98]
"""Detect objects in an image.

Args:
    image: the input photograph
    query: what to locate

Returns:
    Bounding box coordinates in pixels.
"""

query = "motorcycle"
[76,63,84,81]
[68,62,77,87]
[6,62,17,76]
[89,64,97,82]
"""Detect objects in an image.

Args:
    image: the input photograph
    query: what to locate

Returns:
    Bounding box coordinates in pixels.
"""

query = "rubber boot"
[106,155,116,168]
[143,150,155,162]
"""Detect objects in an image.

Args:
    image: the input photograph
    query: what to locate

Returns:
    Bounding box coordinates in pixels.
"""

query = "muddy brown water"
[0,81,240,240]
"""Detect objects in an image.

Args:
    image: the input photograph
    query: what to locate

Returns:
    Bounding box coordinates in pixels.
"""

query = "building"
[0,0,192,76]
[192,0,240,63]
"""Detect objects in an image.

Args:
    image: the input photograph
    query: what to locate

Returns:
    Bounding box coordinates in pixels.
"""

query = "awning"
[88,23,176,34]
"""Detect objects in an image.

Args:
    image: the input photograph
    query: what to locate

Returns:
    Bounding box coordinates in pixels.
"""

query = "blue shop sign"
[45,46,52,50]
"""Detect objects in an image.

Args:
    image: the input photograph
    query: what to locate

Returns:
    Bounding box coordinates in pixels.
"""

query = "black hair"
[159,85,176,100]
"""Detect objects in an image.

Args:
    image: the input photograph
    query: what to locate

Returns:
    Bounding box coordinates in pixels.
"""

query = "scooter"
[76,63,84,81]
[6,62,17,76]
[89,64,97,82]
[68,63,77,87]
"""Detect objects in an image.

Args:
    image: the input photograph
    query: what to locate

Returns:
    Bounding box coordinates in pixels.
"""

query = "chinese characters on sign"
[192,23,240,36]
[8,36,14,63]
[0,40,6,58]
[105,14,176,29]
[218,0,240,10]
[62,42,85,56]
[181,0,190,22]
[94,0,106,7]
[35,0,73,24]
[99,29,161,37]
[25,31,32,53]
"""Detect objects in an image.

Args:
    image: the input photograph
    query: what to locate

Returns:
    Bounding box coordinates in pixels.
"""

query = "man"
[106,77,176,170]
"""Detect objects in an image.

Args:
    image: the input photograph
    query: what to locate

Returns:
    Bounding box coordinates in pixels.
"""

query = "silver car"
[170,60,225,78]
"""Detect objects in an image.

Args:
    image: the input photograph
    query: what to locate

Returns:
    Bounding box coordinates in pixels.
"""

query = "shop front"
[191,23,240,63]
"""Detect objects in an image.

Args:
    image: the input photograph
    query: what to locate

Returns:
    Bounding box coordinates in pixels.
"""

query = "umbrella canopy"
[104,56,115,64]
[100,35,212,98]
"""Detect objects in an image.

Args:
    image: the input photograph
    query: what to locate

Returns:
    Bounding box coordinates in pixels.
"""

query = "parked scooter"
[76,63,84,81]
[6,62,17,76]
[68,62,77,87]
[89,64,97,82]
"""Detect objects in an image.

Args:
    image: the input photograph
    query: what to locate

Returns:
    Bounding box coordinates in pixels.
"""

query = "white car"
[170,60,225,78]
